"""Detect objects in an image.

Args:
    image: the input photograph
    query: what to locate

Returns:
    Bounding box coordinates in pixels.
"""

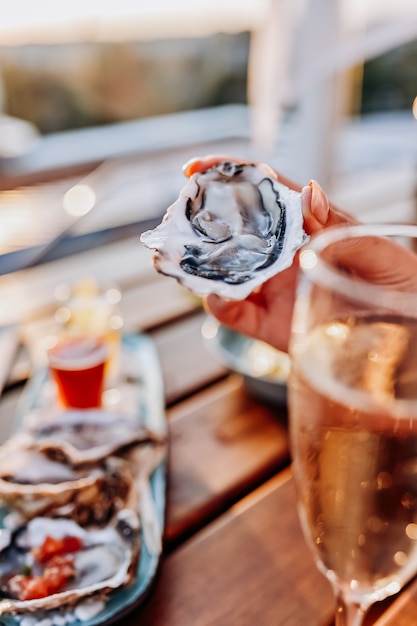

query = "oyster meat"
[141,160,307,299]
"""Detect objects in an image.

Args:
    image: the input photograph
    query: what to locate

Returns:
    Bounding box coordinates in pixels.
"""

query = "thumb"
[301,180,356,235]
[301,181,417,291]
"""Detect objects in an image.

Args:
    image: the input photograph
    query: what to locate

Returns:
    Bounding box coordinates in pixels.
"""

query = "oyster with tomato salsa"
[0,513,140,615]
[140,160,306,299]
[0,418,166,616]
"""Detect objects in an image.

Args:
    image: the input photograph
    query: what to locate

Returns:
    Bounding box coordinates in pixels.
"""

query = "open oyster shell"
[23,408,164,465]
[0,513,140,615]
[0,438,166,616]
[0,439,132,524]
[141,160,307,299]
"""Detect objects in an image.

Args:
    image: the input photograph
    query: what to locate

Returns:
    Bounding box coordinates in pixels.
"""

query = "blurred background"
[1,0,417,273]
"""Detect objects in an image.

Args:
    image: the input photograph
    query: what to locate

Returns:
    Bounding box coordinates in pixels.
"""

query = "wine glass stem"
[335,591,366,626]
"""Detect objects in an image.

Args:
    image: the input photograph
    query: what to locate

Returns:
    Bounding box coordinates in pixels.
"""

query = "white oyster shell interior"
[141,161,307,299]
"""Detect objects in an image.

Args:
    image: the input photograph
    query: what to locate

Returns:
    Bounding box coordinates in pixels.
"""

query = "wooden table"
[2,220,417,626]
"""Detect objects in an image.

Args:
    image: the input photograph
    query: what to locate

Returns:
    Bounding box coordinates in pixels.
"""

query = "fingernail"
[182,157,201,177]
[309,180,329,225]
[301,184,312,217]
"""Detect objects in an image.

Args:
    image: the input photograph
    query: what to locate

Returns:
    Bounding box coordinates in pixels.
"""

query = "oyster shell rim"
[22,407,165,466]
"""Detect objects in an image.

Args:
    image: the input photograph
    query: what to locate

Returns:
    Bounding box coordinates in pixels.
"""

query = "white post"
[247,0,296,157]
[292,0,346,190]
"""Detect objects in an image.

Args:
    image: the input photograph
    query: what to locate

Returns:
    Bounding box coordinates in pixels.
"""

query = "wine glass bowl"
[288,223,417,626]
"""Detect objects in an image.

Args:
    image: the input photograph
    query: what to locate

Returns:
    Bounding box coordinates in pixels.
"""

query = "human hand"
[184,155,354,353]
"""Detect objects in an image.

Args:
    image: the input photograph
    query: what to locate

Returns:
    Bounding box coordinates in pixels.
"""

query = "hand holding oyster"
[157,157,354,355]
[140,158,307,300]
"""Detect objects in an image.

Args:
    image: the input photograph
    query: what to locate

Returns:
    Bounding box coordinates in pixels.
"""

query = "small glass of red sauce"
[47,336,109,409]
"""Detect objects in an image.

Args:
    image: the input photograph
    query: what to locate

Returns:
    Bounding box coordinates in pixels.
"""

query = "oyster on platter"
[140,160,307,299]
[0,332,167,623]
[23,408,164,465]
[0,513,140,615]
[0,429,165,617]
[0,438,132,524]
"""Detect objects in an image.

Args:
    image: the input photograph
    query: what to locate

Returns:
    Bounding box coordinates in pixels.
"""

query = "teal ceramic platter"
[0,333,167,626]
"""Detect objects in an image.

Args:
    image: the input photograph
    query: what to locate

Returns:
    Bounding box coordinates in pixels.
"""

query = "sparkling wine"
[289,315,417,597]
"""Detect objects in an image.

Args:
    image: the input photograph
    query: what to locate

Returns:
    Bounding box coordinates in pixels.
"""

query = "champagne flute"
[288,223,417,626]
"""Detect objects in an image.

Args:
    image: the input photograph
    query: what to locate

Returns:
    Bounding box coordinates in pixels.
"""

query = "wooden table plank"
[151,312,228,405]
[128,471,335,626]
[0,238,154,326]
[121,276,199,333]
[166,375,289,547]
[368,579,417,625]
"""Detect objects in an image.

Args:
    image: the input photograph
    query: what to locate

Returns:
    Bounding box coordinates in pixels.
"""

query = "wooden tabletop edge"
[180,467,294,552]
